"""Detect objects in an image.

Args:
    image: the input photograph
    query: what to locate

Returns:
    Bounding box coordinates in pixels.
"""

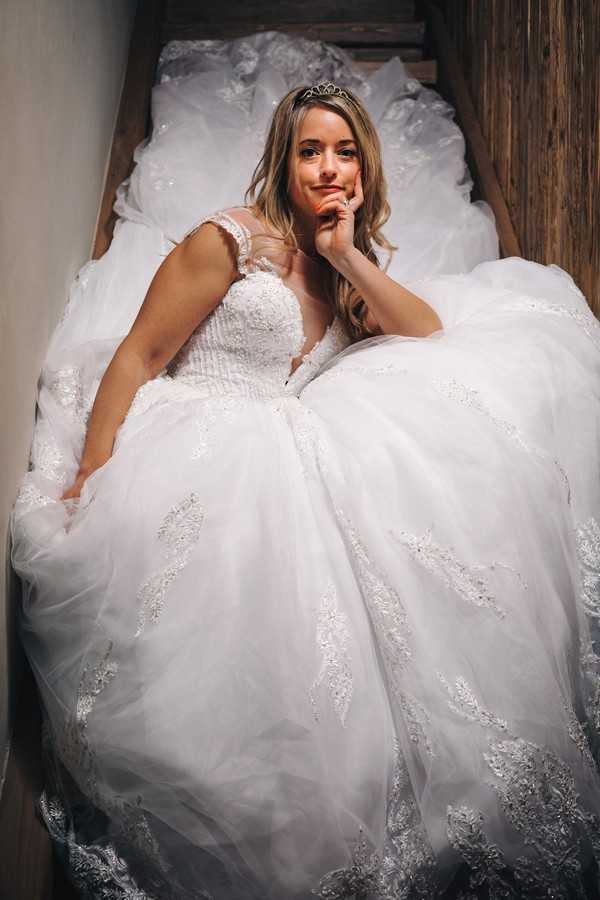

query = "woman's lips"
[313,186,343,193]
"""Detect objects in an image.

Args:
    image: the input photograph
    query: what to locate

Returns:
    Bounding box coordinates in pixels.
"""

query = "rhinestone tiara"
[298,81,351,103]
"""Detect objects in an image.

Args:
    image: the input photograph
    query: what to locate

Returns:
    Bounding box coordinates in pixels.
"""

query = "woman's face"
[287,105,361,220]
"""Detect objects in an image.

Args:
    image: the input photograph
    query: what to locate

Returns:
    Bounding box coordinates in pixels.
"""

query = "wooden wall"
[440,0,600,316]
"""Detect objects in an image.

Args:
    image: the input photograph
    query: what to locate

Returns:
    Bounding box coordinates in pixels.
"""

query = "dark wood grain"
[0,663,53,900]
[424,1,521,258]
[357,59,437,82]
[165,0,416,23]
[442,0,600,315]
[92,0,163,260]
[162,20,426,45]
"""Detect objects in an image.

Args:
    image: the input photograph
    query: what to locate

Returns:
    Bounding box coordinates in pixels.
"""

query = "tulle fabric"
[10,30,600,900]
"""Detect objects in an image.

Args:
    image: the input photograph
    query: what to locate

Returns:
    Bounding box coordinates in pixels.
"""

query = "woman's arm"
[315,171,442,338]
[62,223,238,499]
[332,248,442,338]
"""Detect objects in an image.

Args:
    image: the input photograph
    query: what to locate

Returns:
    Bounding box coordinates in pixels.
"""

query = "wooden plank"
[351,45,423,61]
[442,0,599,316]
[357,59,437,83]
[93,0,163,260]
[162,20,426,45]
[0,664,53,900]
[166,0,417,23]
[424,0,521,258]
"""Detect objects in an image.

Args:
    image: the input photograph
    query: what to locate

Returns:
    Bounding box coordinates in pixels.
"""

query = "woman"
[12,70,600,900]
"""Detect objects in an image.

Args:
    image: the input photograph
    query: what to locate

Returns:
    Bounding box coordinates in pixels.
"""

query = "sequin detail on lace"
[49,365,88,423]
[13,481,56,517]
[314,743,437,899]
[135,493,204,636]
[576,517,600,620]
[446,806,511,895]
[309,583,354,727]
[482,737,600,897]
[432,376,572,504]
[437,673,509,732]
[391,527,510,619]
[32,432,66,484]
[335,509,412,686]
[502,297,600,351]
[60,643,118,805]
[191,396,245,462]
[440,685,600,896]
[185,212,253,276]
[39,792,154,900]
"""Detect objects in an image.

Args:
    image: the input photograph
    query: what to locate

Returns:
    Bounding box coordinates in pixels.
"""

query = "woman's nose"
[319,151,339,179]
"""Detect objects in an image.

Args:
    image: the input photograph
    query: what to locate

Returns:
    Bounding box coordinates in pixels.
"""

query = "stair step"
[356,59,437,83]
[352,45,423,62]
[165,1,416,24]
[162,20,426,46]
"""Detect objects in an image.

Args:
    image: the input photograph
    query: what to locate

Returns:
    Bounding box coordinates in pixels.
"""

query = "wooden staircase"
[93,0,519,262]
[2,5,522,900]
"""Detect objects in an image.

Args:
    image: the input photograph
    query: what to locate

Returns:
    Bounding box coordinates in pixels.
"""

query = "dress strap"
[183,211,253,276]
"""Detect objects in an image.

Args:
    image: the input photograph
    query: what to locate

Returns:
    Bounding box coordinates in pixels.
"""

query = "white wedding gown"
[11,32,600,900]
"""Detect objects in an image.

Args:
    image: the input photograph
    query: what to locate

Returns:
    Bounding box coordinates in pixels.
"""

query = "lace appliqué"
[391,527,514,619]
[31,430,66,484]
[60,642,118,807]
[13,480,57,518]
[191,395,246,462]
[437,673,509,732]
[135,493,204,636]
[446,806,511,896]
[335,509,412,686]
[432,376,572,505]
[48,365,90,423]
[39,792,153,900]
[437,676,600,896]
[501,297,600,352]
[184,212,253,275]
[309,583,354,727]
[576,517,600,620]
[314,743,437,899]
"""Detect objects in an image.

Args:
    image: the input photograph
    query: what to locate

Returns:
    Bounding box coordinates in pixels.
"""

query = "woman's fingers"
[315,197,353,218]
[350,170,364,211]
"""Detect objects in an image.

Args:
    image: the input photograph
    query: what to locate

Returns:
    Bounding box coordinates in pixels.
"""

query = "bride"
[11,34,600,900]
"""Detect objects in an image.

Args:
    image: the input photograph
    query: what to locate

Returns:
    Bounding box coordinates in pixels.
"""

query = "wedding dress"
[11,31,600,900]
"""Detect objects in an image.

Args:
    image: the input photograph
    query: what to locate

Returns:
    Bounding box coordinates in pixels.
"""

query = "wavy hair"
[245,85,395,340]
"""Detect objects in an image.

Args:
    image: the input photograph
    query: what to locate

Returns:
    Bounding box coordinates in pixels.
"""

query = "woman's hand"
[314,170,364,265]
[61,465,99,501]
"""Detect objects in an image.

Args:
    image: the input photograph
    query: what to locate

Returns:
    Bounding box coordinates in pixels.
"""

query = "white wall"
[0,0,138,794]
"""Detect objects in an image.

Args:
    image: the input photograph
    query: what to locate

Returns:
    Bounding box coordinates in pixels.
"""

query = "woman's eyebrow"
[299,138,357,145]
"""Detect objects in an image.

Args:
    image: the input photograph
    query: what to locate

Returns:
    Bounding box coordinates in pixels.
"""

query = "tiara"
[298,82,351,103]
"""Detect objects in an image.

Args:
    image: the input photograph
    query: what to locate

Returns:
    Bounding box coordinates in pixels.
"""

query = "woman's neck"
[290,206,318,257]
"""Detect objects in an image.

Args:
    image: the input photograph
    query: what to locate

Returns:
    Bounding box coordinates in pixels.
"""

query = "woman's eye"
[300,148,318,158]
[340,149,358,158]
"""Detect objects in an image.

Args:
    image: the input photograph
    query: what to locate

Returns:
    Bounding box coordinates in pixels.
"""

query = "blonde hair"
[245,85,395,340]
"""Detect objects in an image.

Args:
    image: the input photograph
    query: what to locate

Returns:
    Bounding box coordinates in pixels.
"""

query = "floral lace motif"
[135,493,204,636]
[431,376,572,504]
[48,365,89,423]
[437,674,600,896]
[59,642,121,818]
[184,212,253,275]
[334,509,412,688]
[576,517,600,620]
[13,480,57,518]
[39,792,154,900]
[501,297,600,352]
[314,743,437,899]
[309,582,354,727]
[391,527,512,619]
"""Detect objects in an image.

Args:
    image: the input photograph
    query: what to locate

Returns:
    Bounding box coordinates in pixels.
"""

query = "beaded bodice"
[167,210,351,398]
